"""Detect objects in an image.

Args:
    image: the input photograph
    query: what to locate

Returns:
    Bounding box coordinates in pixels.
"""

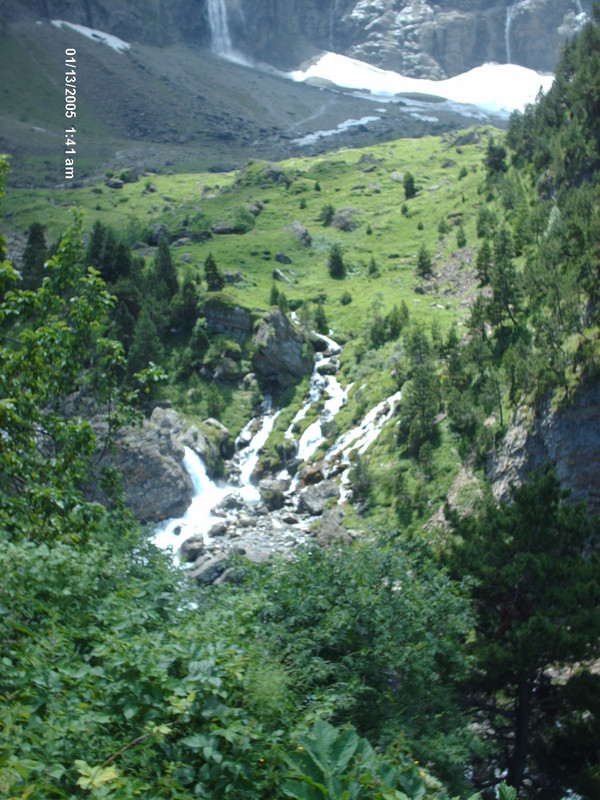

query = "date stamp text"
[64,48,77,180]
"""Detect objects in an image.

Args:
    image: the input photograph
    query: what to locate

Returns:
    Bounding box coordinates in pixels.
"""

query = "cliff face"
[488,379,600,516]
[236,0,589,75]
[1,0,590,77]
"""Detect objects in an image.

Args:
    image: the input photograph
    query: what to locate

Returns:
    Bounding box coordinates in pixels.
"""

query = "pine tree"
[447,467,600,793]
[416,244,432,277]
[403,171,416,199]
[153,237,178,299]
[85,220,106,271]
[314,299,328,334]
[127,304,163,377]
[204,252,225,292]
[21,222,47,290]
[327,243,346,279]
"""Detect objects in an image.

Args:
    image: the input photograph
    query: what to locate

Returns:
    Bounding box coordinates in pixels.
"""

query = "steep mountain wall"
[1,0,591,77]
[488,378,600,516]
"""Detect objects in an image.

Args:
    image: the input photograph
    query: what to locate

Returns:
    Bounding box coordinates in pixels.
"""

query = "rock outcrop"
[87,406,223,523]
[487,378,600,516]
[201,299,253,343]
[5,0,587,81]
[252,308,314,390]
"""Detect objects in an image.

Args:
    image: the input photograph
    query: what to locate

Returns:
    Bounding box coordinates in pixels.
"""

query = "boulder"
[289,221,312,248]
[208,521,228,538]
[317,508,353,547]
[190,555,229,585]
[203,417,234,458]
[105,177,124,189]
[252,308,314,390]
[272,267,292,282]
[259,478,285,510]
[211,221,236,234]
[179,535,205,563]
[332,207,359,232]
[85,405,210,523]
[297,480,339,516]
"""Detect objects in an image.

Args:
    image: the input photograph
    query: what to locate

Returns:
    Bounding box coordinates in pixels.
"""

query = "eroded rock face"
[252,308,314,390]
[237,0,590,77]
[86,406,221,523]
[202,299,253,343]
[5,0,589,79]
[487,378,600,515]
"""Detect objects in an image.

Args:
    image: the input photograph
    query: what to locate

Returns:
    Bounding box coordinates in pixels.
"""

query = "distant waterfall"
[207,0,232,56]
[505,2,518,64]
[329,0,342,51]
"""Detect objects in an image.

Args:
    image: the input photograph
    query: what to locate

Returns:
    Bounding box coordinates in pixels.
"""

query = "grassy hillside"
[0,20,490,187]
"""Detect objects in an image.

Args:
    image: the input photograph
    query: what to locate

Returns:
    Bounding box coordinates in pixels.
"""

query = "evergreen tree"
[153,237,178,299]
[277,291,289,314]
[127,304,163,377]
[21,222,47,290]
[269,282,279,306]
[447,467,600,795]
[85,219,106,271]
[319,203,335,226]
[475,238,493,285]
[416,243,433,278]
[403,171,416,199]
[204,252,225,292]
[100,227,118,284]
[170,275,198,334]
[327,243,346,279]
[314,299,328,334]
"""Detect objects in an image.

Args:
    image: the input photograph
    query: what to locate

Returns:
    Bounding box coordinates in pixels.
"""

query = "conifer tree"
[127,304,163,377]
[327,243,345,279]
[153,237,178,299]
[21,222,47,290]
[204,252,225,292]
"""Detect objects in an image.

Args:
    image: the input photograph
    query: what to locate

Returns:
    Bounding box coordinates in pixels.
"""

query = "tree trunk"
[507,675,531,789]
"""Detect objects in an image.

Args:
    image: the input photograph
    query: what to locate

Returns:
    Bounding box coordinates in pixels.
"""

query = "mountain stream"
[153,333,401,579]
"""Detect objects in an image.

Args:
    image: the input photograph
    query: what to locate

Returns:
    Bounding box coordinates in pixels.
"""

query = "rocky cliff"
[488,378,600,516]
[1,0,591,77]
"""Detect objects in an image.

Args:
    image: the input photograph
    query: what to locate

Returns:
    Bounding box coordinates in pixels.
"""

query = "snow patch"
[51,20,130,53]
[292,115,380,146]
[290,52,554,116]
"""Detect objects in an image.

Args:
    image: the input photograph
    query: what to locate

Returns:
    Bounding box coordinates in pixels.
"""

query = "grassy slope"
[2,125,497,530]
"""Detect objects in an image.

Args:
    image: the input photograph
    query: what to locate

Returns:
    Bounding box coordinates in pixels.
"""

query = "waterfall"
[207,0,233,56]
[329,0,342,51]
[505,2,516,64]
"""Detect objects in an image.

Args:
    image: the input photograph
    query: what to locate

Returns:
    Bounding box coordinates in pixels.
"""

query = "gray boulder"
[259,478,285,510]
[252,308,313,390]
[297,480,339,516]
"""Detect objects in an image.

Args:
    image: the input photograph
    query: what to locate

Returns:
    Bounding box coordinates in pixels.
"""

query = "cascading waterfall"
[153,325,402,565]
[207,0,233,56]
[329,0,343,51]
[505,2,519,64]
[153,398,279,555]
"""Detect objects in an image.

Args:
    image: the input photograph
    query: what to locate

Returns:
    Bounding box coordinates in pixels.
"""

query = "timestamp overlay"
[64,48,77,180]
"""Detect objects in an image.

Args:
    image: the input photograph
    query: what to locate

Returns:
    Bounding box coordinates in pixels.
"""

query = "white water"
[505,2,519,64]
[207,0,233,56]
[153,399,279,556]
[323,390,402,502]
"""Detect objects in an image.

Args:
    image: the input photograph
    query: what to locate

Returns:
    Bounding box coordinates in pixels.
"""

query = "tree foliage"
[446,467,600,795]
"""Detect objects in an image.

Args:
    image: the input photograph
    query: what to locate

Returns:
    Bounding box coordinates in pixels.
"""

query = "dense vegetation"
[2,11,600,800]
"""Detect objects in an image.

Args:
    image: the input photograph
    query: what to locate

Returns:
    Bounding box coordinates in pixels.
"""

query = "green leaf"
[499,784,518,800]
